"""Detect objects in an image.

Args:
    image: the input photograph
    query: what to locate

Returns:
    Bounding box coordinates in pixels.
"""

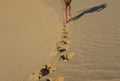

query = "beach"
[0,0,120,81]
[0,0,59,81]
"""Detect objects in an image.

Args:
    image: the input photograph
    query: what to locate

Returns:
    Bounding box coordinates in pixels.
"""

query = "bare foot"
[67,15,72,23]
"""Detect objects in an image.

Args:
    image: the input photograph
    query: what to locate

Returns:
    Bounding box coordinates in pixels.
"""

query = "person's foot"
[64,18,68,24]
[64,20,67,24]
[67,15,72,23]
[63,17,67,24]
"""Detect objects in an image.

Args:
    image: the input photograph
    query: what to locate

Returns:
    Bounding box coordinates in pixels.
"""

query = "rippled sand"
[0,0,120,81]
[43,0,120,81]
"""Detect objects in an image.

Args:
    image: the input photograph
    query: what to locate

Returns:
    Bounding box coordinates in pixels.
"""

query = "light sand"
[42,0,120,81]
[0,0,59,81]
[0,0,120,81]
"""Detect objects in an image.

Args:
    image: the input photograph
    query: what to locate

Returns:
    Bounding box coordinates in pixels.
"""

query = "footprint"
[62,35,71,39]
[61,32,71,39]
[62,28,71,34]
[59,53,75,61]
[61,37,72,44]
[62,30,72,35]
[47,64,56,74]
[56,44,68,53]
[40,64,56,76]
[29,64,56,81]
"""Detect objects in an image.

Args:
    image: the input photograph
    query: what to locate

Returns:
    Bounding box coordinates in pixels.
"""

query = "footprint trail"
[28,23,75,81]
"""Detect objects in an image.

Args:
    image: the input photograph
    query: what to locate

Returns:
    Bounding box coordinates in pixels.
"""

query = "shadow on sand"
[72,4,107,21]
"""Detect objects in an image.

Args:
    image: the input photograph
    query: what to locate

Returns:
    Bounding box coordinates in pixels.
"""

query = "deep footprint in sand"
[56,40,69,53]
[56,44,68,53]
[59,53,75,61]
[62,34,71,39]
[61,37,72,44]
[62,28,71,35]
[61,32,71,39]
[40,64,56,76]
[29,64,56,81]
[62,30,72,35]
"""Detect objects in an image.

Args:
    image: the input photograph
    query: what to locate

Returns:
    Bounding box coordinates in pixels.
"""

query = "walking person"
[60,0,72,24]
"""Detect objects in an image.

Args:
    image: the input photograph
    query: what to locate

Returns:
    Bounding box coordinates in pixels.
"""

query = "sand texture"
[0,0,120,81]
[0,0,59,81]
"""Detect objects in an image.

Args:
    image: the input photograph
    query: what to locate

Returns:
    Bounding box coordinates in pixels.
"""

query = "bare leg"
[61,0,67,23]
[67,0,72,21]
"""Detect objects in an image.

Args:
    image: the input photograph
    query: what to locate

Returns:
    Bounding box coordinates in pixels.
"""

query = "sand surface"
[0,0,59,81]
[42,0,120,81]
[0,0,120,81]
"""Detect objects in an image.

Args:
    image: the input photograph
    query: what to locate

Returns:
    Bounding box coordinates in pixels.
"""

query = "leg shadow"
[72,4,107,21]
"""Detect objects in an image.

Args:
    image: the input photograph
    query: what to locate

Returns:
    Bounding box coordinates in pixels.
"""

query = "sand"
[0,0,59,81]
[0,0,120,81]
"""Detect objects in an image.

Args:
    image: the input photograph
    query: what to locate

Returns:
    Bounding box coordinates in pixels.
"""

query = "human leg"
[67,0,72,20]
[61,0,67,23]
